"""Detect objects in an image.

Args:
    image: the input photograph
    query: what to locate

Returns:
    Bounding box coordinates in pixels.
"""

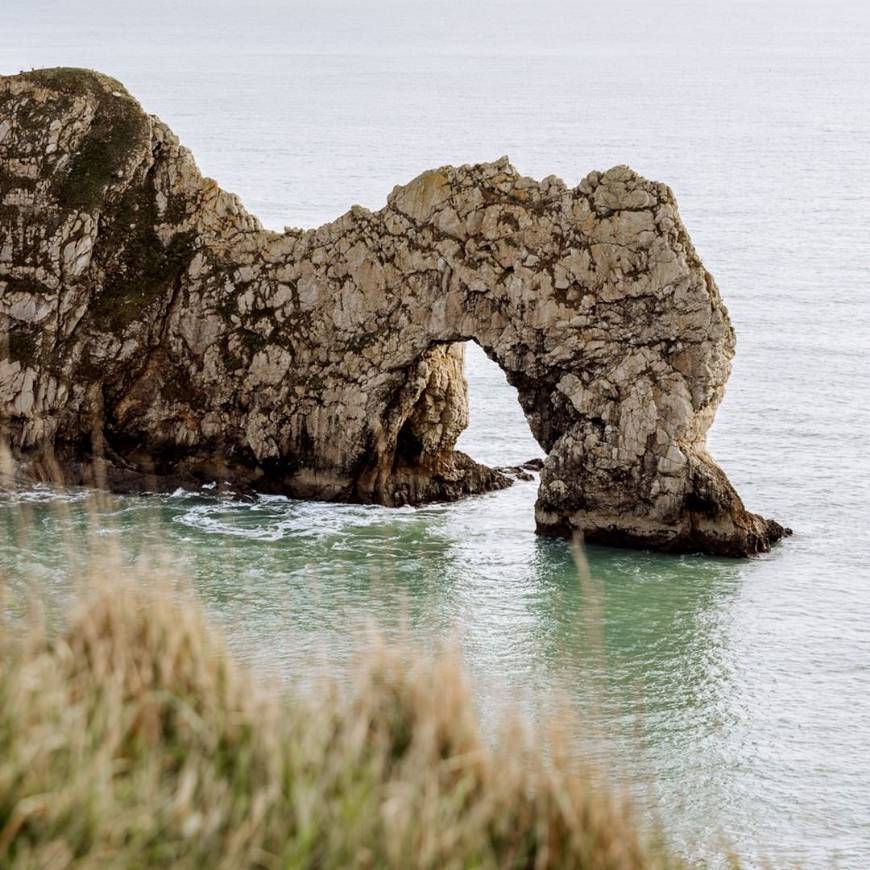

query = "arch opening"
[377,339,546,508]
[456,341,543,470]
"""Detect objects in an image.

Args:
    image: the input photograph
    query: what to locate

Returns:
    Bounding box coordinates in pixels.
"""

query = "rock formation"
[0,68,788,555]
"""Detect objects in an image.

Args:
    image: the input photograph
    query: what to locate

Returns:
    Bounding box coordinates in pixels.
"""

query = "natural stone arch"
[0,68,787,555]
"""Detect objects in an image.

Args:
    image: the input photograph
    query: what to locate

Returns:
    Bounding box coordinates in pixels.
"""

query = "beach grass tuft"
[0,567,691,869]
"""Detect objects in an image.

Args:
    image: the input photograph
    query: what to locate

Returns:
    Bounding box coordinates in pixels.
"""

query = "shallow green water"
[1,429,862,867]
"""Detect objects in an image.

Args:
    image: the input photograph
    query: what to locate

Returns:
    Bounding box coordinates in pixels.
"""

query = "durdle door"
[0,68,789,556]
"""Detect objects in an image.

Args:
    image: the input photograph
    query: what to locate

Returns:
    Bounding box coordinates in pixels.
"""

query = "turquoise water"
[3,0,870,865]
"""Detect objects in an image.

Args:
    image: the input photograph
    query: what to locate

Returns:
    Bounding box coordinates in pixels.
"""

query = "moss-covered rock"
[22,69,149,211]
[2,330,38,366]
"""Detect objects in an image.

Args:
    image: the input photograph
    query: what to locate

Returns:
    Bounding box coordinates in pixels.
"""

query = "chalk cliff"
[0,68,788,555]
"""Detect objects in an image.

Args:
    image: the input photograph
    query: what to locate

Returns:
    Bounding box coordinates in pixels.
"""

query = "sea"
[2,0,869,865]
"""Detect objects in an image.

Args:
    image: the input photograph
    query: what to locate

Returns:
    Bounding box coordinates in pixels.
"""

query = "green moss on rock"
[92,227,196,330]
[55,111,144,210]
[86,149,198,330]
[5,275,47,295]
[2,331,38,366]
[19,68,149,212]
[21,67,130,98]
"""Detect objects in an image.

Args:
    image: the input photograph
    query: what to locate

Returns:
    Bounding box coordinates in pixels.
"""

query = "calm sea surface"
[3,1,870,865]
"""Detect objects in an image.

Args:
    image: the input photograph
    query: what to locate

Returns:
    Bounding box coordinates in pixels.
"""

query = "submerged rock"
[0,68,788,555]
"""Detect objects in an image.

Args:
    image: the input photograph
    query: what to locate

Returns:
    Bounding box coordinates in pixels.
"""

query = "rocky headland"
[0,68,789,555]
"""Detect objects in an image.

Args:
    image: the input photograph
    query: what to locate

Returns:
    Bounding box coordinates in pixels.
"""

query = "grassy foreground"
[0,571,689,869]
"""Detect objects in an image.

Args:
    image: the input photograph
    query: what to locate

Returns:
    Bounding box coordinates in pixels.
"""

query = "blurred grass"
[0,560,700,869]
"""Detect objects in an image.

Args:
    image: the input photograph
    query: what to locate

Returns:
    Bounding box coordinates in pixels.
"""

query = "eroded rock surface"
[0,68,788,555]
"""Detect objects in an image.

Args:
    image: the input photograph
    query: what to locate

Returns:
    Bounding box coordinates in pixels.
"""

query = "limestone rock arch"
[0,68,787,555]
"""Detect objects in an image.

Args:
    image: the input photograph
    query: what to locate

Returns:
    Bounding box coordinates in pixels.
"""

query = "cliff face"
[0,68,787,555]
